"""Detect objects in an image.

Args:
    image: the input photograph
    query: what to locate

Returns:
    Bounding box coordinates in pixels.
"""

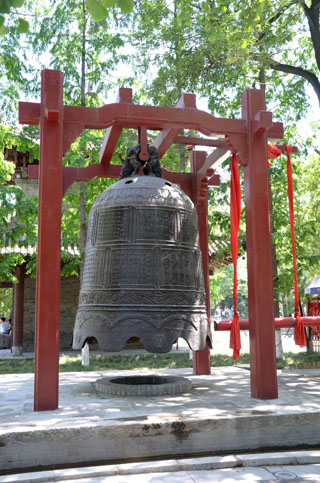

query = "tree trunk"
[79,0,87,281]
[179,144,186,171]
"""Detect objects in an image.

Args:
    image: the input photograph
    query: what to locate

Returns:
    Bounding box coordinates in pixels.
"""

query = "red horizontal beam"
[29,164,199,196]
[20,101,250,137]
[276,144,298,154]
[174,136,227,148]
[18,102,40,125]
[214,317,320,331]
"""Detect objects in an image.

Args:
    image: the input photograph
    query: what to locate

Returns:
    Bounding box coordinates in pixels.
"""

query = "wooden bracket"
[252,110,273,136]
[225,134,247,166]
[63,122,85,157]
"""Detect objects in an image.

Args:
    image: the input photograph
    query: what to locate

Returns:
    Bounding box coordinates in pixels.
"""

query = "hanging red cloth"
[267,144,282,160]
[229,153,241,359]
[267,144,306,347]
[285,144,306,346]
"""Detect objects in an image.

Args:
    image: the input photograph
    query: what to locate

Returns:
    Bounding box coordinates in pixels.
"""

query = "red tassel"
[230,311,241,360]
[294,311,306,347]
[285,145,306,348]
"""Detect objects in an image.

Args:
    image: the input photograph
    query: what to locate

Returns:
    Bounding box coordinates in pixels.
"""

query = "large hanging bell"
[73,145,211,353]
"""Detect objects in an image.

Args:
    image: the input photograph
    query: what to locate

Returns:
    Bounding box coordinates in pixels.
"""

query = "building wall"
[23,276,80,351]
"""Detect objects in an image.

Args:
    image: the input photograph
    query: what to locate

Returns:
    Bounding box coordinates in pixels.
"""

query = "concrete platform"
[1,365,320,473]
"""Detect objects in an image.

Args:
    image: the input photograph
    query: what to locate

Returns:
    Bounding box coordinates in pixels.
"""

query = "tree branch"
[311,0,320,9]
[271,61,320,107]
[258,1,299,41]
[303,1,320,71]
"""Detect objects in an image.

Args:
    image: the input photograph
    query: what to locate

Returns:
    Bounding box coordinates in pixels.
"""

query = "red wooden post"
[191,151,211,375]
[34,70,64,411]
[12,264,25,356]
[242,89,278,399]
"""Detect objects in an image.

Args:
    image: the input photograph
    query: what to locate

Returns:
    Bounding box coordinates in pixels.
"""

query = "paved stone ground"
[2,452,320,481]
[0,331,314,479]
[1,364,320,473]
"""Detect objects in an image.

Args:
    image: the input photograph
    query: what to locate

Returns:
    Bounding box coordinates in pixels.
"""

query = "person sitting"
[0,317,10,334]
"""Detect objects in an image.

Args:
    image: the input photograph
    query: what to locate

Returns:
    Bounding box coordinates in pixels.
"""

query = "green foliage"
[32,0,124,106]
[0,287,12,318]
[0,0,28,35]
[0,126,40,280]
[129,0,318,122]
[210,261,248,317]
[86,0,134,22]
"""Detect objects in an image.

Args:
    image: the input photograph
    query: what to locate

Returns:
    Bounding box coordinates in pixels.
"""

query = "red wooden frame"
[19,69,284,410]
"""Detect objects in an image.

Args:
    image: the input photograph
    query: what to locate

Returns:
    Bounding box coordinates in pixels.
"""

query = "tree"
[128,0,320,305]
[0,0,29,35]
[29,0,131,274]
[129,1,320,122]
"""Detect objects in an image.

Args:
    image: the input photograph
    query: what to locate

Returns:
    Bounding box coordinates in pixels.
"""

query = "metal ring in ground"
[94,375,192,396]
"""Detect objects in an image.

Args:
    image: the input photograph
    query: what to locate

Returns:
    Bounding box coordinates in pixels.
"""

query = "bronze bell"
[73,145,211,353]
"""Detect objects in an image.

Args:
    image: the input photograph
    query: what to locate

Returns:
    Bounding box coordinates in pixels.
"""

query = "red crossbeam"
[214,317,320,330]
[174,136,227,148]
[28,164,220,197]
[19,101,283,140]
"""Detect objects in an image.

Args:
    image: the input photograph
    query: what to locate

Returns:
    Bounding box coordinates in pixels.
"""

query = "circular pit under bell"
[94,375,192,396]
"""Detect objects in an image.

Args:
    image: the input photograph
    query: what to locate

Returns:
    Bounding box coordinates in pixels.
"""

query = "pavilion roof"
[305,275,320,295]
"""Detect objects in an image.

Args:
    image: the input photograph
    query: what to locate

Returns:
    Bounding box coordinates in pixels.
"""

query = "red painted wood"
[100,124,123,164]
[191,151,211,375]
[34,70,64,411]
[215,317,320,331]
[174,136,227,148]
[208,174,220,187]
[242,89,278,399]
[138,126,150,161]
[18,101,40,124]
[20,101,248,135]
[61,165,122,195]
[99,88,133,165]
[12,264,25,350]
[19,97,283,150]
[153,93,195,158]
[29,164,220,198]
[19,69,292,409]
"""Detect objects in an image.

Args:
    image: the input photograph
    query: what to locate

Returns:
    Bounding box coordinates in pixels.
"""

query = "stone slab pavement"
[1,453,320,482]
[2,365,320,431]
[1,364,320,472]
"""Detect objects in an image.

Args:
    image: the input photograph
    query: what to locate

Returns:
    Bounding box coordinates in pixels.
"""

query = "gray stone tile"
[267,464,320,479]
[187,467,277,481]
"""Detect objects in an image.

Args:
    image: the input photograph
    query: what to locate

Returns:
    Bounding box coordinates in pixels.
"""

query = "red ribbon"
[285,145,306,346]
[267,144,282,161]
[229,153,241,359]
[267,144,306,347]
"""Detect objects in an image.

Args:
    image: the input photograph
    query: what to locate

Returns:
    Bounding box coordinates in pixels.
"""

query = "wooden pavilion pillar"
[12,264,26,356]
[34,70,64,410]
[241,89,278,399]
[191,151,211,375]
